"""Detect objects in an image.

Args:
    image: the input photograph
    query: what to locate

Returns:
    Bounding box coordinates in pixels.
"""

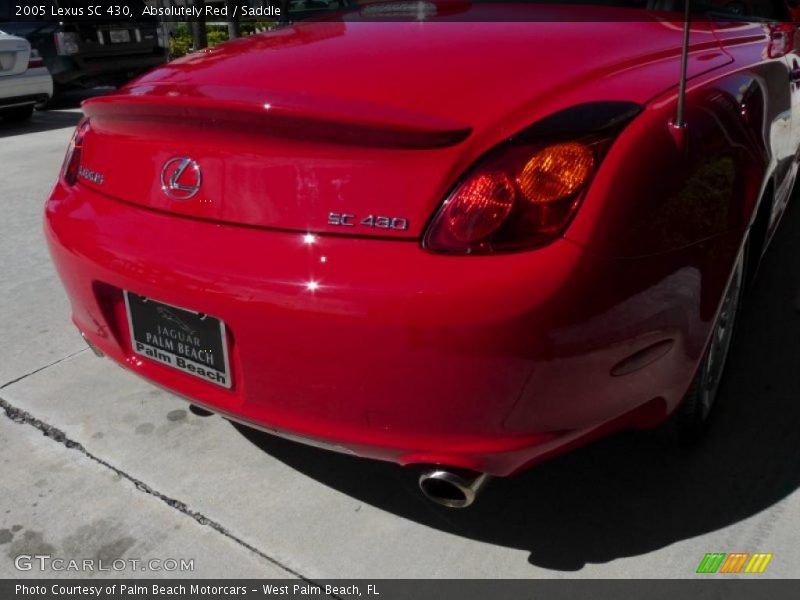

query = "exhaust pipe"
[418,468,491,508]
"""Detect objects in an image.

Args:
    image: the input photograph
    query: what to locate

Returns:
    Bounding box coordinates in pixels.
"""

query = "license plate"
[124,292,231,389]
[109,29,131,43]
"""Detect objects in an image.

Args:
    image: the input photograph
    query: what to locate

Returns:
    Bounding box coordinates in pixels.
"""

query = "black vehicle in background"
[0,0,167,99]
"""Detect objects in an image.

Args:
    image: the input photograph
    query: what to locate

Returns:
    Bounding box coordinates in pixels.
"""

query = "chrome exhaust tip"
[418,469,491,508]
[81,333,104,358]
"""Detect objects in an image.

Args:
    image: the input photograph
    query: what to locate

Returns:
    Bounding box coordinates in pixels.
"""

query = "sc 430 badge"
[328,213,409,231]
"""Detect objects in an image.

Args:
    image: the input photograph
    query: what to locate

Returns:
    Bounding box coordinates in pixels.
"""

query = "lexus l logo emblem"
[161,157,202,200]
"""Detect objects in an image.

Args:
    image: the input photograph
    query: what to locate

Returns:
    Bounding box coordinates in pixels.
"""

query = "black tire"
[0,104,34,123]
[674,238,747,442]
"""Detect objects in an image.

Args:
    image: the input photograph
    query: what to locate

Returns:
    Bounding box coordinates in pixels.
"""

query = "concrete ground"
[1,99,799,580]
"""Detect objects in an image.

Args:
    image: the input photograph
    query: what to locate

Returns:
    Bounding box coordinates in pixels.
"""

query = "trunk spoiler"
[82,83,472,149]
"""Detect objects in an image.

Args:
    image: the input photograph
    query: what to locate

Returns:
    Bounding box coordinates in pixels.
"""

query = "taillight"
[54,31,80,56]
[62,119,91,186]
[424,137,610,254]
[443,172,516,243]
[27,49,45,69]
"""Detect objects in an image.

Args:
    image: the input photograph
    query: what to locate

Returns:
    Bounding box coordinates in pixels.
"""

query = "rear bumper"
[0,68,52,106]
[45,182,711,476]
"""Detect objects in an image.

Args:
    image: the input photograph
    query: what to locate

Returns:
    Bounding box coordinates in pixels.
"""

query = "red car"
[45,1,800,508]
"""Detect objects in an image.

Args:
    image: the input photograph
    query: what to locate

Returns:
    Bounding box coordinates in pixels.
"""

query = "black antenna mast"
[673,0,692,131]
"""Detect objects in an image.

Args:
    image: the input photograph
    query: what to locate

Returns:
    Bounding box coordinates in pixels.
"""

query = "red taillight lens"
[424,138,608,254]
[27,49,45,69]
[62,119,90,186]
[444,172,516,242]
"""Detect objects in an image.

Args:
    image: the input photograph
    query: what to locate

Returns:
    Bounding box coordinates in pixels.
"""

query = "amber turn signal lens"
[444,172,516,242]
[517,142,594,204]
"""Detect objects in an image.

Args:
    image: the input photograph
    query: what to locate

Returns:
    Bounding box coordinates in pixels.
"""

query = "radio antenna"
[673,0,692,130]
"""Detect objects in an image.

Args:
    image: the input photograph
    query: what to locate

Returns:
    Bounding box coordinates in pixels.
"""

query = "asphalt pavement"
[1,100,799,579]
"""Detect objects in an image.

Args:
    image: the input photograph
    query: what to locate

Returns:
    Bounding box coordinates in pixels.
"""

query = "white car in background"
[0,30,52,123]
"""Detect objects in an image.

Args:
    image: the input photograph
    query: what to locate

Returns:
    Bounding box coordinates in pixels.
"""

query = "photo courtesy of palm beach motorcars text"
[3,0,800,598]
[13,584,378,597]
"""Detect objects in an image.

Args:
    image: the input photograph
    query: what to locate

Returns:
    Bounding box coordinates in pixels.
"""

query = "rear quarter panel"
[566,22,791,260]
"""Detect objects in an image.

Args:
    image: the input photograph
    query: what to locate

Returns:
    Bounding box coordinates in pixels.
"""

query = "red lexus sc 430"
[45,1,800,507]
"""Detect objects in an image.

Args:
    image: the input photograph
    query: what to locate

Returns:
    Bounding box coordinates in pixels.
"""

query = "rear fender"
[566,68,777,259]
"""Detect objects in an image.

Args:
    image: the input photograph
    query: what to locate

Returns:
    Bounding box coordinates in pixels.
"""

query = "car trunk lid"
[78,15,732,238]
[81,83,470,239]
[0,35,29,77]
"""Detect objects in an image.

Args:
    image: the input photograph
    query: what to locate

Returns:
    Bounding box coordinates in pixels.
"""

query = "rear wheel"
[675,239,746,442]
[1,104,34,123]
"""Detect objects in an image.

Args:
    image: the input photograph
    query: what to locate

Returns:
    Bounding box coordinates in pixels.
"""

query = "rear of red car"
[45,10,747,482]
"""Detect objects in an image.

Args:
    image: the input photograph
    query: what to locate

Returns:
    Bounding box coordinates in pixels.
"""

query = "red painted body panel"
[45,180,739,475]
[76,16,732,238]
[44,5,798,476]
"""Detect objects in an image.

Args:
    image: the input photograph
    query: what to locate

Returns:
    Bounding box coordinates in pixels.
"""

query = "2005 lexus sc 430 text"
[44,0,800,508]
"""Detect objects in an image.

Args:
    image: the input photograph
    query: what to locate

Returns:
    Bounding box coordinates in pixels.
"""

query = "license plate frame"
[124,291,232,389]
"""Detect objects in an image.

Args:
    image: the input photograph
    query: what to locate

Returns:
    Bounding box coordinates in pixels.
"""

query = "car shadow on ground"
[0,88,113,138]
[232,195,800,571]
